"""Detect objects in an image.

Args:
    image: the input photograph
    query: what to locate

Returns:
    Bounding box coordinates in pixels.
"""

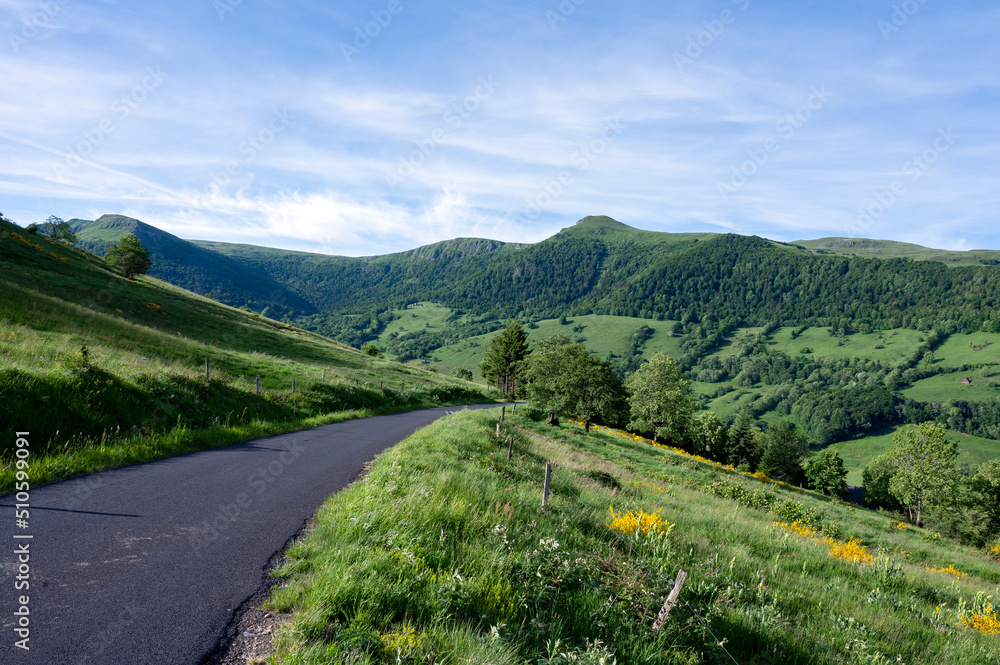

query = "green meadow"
[378,305,682,378]
[0,223,492,492]
[267,407,1000,665]
[826,426,1000,485]
[903,371,1000,402]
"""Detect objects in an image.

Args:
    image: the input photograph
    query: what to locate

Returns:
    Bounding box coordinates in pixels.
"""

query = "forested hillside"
[70,214,315,318]
[69,215,1000,346]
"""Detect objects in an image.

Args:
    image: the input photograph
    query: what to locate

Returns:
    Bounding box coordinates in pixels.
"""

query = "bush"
[360,342,383,358]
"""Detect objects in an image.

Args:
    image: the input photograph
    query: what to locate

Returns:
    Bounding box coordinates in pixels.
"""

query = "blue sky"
[1,0,997,256]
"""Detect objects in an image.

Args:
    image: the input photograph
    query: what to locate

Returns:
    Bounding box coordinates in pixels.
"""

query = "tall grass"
[0,219,494,491]
[266,408,1000,665]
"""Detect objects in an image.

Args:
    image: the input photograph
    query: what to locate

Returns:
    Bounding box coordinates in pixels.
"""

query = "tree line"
[479,323,846,493]
[483,322,1000,551]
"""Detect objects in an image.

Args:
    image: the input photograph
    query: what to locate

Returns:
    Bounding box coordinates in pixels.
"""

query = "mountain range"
[70,214,1000,347]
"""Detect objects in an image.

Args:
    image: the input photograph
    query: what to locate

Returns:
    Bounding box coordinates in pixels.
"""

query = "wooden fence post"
[205,357,210,381]
[542,463,552,512]
[496,420,501,437]
[292,378,296,394]
[256,375,260,396]
[507,435,513,460]
[652,570,688,631]
[501,406,506,421]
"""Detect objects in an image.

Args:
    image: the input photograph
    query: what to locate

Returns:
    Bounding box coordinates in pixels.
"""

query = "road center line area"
[1,404,500,665]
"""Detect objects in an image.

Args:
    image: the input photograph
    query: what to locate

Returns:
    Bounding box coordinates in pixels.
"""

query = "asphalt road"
[1,404,501,665]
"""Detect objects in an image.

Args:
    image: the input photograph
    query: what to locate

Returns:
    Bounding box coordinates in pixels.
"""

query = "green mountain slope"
[67,214,1000,344]
[792,236,1000,266]
[71,214,315,317]
[0,215,488,489]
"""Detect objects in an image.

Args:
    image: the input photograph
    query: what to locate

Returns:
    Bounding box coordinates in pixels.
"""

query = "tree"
[804,449,848,496]
[624,352,695,444]
[38,215,77,243]
[861,453,898,508]
[888,422,959,527]
[725,413,763,470]
[690,411,728,461]
[360,342,383,358]
[479,322,530,399]
[105,233,152,280]
[525,336,627,430]
[758,421,809,484]
[453,368,474,381]
[970,459,1000,537]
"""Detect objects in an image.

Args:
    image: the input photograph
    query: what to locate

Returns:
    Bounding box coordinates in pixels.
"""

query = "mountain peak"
[557,216,636,238]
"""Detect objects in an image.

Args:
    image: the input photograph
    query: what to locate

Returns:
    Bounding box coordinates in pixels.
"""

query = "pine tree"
[479,322,530,399]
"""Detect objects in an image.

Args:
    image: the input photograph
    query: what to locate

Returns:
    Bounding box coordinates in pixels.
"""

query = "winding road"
[1,404,500,665]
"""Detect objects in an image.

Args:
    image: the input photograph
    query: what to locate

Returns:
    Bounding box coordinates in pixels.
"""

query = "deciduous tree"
[525,336,626,430]
[804,449,849,496]
[888,422,958,527]
[690,411,728,460]
[105,233,152,280]
[861,453,898,508]
[38,215,77,243]
[624,352,695,444]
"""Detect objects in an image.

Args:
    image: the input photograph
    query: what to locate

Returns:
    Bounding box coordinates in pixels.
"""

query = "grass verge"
[263,408,1000,664]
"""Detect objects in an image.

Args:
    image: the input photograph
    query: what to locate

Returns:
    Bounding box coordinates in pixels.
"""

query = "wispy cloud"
[0,0,997,254]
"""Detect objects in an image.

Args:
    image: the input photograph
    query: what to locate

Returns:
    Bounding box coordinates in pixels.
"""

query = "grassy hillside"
[70,214,314,317]
[376,304,682,377]
[793,237,1000,266]
[825,426,1000,485]
[0,217,491,491]
[265,407,1000,665]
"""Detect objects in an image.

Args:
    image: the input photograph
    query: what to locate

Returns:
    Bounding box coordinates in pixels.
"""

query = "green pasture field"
[266,407,1000,665]
[387,310,683,377]
[826,426,1000,485]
